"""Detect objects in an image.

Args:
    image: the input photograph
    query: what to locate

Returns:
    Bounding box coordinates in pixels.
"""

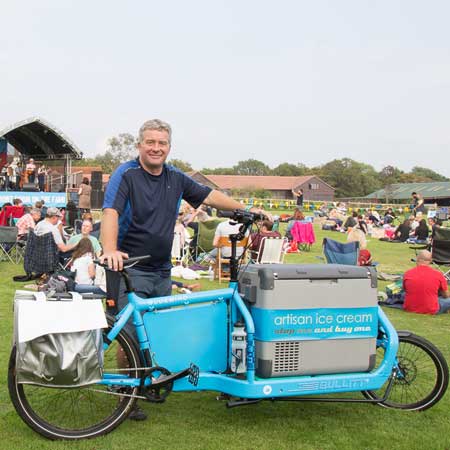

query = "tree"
[272,163,310,176]
[107,133,137,163]
[410,166,449,182]
[318,158,381,198]
[168,159,193,172]
[233,159,271,176]
[201,167,236,175]
[379,165,403,202]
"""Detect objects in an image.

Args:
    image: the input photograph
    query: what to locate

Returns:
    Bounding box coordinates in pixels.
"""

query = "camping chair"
[431,227,450,281]
[194,219,222,263]
[214,235,248,283]
[23,231,59,278]
[0,226,22,264]
[322,238,360,265]
[291,221,316,251]
[253,237,288,264]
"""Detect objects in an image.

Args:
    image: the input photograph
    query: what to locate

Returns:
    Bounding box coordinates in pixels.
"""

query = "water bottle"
[208,265,214,281]
[231,322,247,374]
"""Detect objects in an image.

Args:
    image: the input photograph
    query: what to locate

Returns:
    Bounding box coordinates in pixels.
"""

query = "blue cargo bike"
[8,210,449,440]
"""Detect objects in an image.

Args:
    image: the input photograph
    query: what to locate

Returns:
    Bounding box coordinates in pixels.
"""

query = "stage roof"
[0,117,83,160]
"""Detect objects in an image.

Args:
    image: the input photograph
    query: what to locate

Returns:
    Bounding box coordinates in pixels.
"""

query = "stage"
[0,191,67,207]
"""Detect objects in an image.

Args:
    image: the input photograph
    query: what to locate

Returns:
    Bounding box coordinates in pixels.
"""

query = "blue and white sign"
[252,307,378,341]
[0,191,67,207]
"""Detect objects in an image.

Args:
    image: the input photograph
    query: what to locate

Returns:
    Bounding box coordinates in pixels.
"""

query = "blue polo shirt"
[103,160,211,273]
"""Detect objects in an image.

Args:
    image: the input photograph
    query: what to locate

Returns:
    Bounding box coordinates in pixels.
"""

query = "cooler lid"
[242,264,377,290]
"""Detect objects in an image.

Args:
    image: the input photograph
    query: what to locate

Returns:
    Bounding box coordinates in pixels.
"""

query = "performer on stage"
[37,164,48,192]
[25,158,36,183]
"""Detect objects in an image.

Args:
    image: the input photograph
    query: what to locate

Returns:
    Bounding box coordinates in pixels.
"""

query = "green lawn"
[1,225,450,450]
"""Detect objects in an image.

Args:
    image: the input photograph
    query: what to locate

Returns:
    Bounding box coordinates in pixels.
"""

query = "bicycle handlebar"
[93,254,151,270]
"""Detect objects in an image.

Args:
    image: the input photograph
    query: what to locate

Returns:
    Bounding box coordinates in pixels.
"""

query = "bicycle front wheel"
[8,319,141,440]
[363,332,449,411]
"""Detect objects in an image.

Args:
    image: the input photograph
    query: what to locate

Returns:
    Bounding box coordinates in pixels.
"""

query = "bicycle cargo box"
[239,264,378,378]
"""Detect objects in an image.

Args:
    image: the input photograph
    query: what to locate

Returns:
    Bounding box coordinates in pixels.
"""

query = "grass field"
[1,224,450,450]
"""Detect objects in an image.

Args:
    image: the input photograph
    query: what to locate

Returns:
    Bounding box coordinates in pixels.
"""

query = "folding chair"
[291,221,316,251]
[0,226,21,264]
[23,231,59,277]
[214,235,248,283]
[322,238,359,265]
[431,227,450,282]
[194,219,222,262]
[253,237,288,264]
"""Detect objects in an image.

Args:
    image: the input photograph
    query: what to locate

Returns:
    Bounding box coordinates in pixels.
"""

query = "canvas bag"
[14,291,107,387]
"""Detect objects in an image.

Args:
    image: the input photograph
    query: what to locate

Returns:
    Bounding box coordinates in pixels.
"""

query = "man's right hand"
[100,250,129,271]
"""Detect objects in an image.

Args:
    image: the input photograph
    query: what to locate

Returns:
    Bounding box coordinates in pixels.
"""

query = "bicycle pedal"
[188,363,199,387]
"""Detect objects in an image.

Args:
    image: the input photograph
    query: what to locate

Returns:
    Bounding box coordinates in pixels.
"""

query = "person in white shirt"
[33,207,76,253]
[70,237,106,295]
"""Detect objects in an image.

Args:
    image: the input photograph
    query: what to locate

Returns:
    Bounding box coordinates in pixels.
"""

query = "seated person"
[390,219,411,242]
[249,220,282,261]
[368,209,381,226]
[347,228,372,266]
[403,250,450,314]
[208,219,248,262]
[382,208,396,225]
[428,217,443,241]
[286,209,306,240]
[407,218,429,244]
[342,212,358,231]
[16,207,41,240]
[357,215,369,235]
[70,237,106,295]
[68,219,102,257]
[34,207,77,253]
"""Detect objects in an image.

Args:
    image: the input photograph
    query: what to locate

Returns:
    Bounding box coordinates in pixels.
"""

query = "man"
[411,192,426,216]
[292,188,304,208]
[403,250,450,315]
[16,207,41,240]
[34,207,77,253]
[68,219,102,256]
[100,119,265,420]
[248,220,281,261]
[209,217,249,261]
[25,158,36,183]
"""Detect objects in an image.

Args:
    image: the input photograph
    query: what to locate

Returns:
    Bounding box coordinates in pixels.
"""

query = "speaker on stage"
[91,190,104,209]
[22,183,38,192]
[91,171,103,190]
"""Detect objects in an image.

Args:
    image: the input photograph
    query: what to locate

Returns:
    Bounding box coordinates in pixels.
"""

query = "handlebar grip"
[94,254,151,268]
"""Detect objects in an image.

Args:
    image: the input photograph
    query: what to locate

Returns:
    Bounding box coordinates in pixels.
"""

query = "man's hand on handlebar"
[99,250,129,271]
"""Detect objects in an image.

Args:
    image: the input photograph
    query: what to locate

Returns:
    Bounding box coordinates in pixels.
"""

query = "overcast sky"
[1,1,449,176]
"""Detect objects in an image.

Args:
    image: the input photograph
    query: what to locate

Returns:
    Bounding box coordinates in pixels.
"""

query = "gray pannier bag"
[14,290,107,388]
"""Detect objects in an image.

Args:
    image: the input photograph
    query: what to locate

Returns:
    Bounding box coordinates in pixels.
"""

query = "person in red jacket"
[403,250,450,314]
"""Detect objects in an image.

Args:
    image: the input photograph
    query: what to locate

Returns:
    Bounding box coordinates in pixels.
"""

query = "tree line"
[73,133,449,198]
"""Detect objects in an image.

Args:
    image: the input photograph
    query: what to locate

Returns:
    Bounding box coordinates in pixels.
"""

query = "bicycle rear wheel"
[8,318,141,440]
[363,332,449,411]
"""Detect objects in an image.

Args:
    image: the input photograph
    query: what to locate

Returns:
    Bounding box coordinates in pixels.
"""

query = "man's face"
[31,212,41,222]
[137,129,171,174]
[81,221,93,235]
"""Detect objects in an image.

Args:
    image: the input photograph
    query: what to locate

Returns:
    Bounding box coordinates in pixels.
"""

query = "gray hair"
[30,208,41,215]
[138,119,172,144]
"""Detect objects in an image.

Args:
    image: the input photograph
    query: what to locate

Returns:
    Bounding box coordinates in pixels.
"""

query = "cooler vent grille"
[273,341,300,373]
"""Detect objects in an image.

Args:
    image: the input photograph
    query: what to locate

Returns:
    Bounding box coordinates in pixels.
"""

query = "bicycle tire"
[363,332,449,411]
[8,315,142,440]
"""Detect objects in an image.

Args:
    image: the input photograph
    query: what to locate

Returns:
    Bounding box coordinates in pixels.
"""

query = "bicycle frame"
[102,281,399,400]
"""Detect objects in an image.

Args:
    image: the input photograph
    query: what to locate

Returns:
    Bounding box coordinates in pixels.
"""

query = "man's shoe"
[128,406,147,421]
